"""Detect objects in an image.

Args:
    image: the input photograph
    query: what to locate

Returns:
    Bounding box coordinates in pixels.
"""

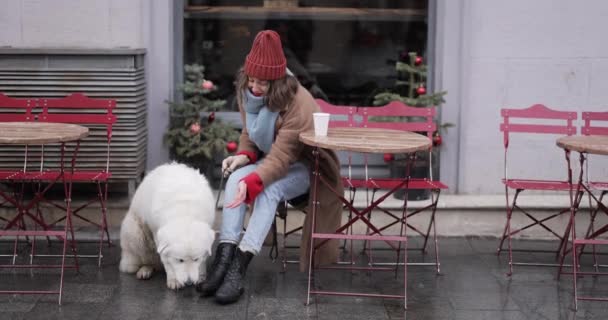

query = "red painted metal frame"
[306,147,410,309]
[35,93,117,266]
[497,104,577,276]
[357,102,446,274]
[0,95,37,261]
[0,93,35,121]
[0,138,81,305]
[0,94,35,183]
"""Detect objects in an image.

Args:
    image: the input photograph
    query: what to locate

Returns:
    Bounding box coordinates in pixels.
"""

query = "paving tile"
[317,299,389,320]
[1,238,607,319]
[452,310,529,320]
[246,297,317,319]
[0,313,26,320]
[23,302,106,320]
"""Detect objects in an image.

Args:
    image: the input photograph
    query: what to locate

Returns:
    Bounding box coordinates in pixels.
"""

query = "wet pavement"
[1,236,607,320]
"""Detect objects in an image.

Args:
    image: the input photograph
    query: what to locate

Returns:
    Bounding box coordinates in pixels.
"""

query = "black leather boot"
[196,242,236,297]
[214,248,254,304]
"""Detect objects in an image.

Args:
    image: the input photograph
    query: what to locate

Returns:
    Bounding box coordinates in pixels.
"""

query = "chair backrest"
[39,93,117,142]
[39,93,117,172]
[0,93,35,122]
[358,101,436,180]
[582,111,608,136]
[315,99,358,128]
[500,104,577,180]
[359,101,437,139]
[500,104,577,148]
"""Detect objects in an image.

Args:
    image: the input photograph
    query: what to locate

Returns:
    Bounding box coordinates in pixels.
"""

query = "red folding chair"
[357,101,446,274]
[274,99,358,271]
[35,93,117,266]
[0,94,35,183]
[0,94,79,304]
[578,111,608,266]
[497,104,578,276]
[0,93,35,198]
[0,94,36,260]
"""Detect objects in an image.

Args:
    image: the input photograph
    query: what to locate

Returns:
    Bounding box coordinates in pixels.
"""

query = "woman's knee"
[226,165,255,186]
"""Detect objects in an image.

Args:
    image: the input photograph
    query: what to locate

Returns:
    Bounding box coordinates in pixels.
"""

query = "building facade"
[1,0,607,195]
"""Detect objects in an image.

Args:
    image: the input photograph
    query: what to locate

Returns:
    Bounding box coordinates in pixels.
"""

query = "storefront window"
[184,0,428,109]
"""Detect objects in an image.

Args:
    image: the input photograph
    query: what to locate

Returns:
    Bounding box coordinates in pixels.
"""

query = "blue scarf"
[243,90,278,154]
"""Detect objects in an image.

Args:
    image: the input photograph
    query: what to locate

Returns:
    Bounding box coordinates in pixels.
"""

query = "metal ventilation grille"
[0,49,147,183]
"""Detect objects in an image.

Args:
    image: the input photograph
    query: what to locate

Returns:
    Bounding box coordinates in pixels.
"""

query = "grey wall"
[0,0,173,172]
[3,0,608,192]
[142,0,173,170]
[0,0,144,48]
[436,0,608,194]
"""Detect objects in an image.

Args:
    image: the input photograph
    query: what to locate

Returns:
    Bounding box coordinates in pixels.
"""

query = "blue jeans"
[219,162,310,255]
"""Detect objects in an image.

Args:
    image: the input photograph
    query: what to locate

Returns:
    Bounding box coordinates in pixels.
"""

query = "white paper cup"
[313,112,330,136]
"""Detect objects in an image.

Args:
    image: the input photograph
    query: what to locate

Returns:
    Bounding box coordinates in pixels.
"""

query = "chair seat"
[343,177,447,190]
[589,181,608,191]
[29,170,111,182]
[502,178,572,191]
[573,238,608,246]
[0,170,26,180]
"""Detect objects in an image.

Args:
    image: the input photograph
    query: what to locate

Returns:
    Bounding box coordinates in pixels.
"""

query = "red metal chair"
[497,104,577,276]
[0,94,36,259]
[357,101,446,274]
[0,94,35,183]
[274,99,358,271]
[0,94,78,304]
[578,111,608,265]
[35,93,117,266]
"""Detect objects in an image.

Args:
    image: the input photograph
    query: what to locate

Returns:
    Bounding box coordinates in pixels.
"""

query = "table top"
[0,122,89,144]
[557,135,608,156]
[299,127,431,153]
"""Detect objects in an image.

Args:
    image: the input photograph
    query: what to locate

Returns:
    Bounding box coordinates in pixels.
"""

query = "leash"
[214,167,280,262]
[214,170,227,210]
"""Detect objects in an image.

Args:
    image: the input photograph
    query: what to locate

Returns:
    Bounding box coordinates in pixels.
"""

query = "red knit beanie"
[244,30,287,80]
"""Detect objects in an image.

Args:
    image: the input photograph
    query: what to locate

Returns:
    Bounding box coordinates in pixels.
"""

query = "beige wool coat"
[237,84,343,272]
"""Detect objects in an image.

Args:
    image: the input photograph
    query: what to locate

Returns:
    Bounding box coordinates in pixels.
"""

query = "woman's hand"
[225,180,247,208]
[221,154,249,177]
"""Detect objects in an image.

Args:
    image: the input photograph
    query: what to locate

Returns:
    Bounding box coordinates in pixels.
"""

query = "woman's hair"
[235,67,299,112]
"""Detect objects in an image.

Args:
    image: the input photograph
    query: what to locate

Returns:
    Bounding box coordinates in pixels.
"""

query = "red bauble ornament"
[433,134,442,146]
[414,56,423,66]
[383,153,394,163]
[202,80,214,90]
[208,112,215,123]
[226,141,238,153]
[189,122,201,134]
[416,86,427,95]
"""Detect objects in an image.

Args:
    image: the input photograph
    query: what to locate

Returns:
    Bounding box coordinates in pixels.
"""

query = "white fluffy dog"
[119,162,216,290]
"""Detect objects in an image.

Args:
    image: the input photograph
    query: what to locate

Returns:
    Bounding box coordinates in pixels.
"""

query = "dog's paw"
[136,266,154,280]
[166,278,182,290]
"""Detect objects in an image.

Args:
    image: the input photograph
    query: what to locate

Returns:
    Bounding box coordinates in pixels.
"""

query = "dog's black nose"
[185,280,194,286]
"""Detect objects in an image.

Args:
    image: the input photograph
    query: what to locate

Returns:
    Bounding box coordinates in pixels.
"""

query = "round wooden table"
[556,135,608,155]
[299,127,431,153]
[556,134,608,308]
[299,127,431,308]
[0,122,88,145]
[0,121,89,304]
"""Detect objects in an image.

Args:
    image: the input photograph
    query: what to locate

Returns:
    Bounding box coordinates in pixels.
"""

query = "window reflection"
[184,1,428,108]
